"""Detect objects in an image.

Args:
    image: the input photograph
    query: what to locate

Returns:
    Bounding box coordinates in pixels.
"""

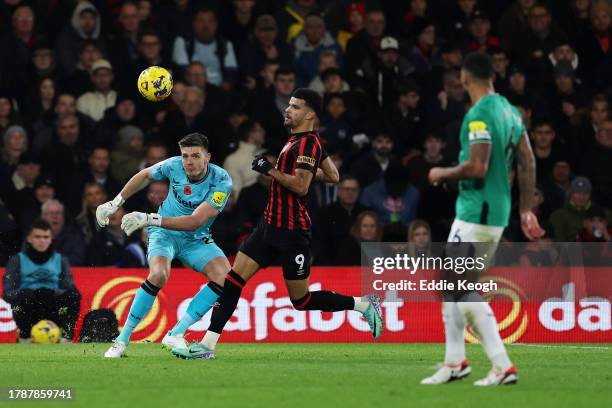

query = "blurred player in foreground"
[172,89,383,360]
[97,133,233,357]
[425,52,544,385]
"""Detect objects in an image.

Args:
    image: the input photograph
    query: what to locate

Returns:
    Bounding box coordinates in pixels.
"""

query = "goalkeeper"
[97,133,232,358]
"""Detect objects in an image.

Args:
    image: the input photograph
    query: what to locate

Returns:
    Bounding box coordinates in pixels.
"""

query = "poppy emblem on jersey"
[184,185,192,195]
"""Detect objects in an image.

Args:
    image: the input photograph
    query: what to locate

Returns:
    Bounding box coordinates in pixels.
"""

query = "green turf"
[1,343,610,408]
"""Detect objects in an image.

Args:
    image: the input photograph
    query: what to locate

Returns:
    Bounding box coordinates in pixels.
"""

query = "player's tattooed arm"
[515,132,537,213]
[429,142,491,183]
[269,168,313,196]
[315,157,340,184]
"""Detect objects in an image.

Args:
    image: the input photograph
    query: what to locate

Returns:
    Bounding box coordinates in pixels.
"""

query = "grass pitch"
[1,343,610,408]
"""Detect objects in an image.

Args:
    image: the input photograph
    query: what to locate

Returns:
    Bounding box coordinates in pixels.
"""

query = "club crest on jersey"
[183,185,192,195]
[296,155,316,166]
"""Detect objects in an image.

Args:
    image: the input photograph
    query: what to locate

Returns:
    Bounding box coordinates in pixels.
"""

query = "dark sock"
[291,291,355,312]
[208,270,245,334]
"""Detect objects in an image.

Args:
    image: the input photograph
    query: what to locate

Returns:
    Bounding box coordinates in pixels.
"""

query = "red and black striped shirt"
[264,131,323,231]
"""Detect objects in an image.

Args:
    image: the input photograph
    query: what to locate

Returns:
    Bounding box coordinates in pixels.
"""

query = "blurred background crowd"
[0,0,611,268]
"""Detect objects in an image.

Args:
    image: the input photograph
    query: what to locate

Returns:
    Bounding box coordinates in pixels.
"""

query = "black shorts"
[240,221,311,280]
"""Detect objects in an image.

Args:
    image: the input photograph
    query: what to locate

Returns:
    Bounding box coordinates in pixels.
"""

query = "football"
[30,320,62,344]
[137,66,173,102]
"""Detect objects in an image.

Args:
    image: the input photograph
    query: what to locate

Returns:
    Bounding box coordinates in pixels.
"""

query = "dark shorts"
[240,221,311,280]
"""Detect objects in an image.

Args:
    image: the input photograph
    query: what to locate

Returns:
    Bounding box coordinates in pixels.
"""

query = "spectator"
[157,0,198,52]
[360,162,420,225]
[406,130,448,191]
[530,120,565,184]
[549,176,600,241]
[119,228,148,267]
[407,219,432,256]
[20,176,56,232]
[408,19,440,75]
[108,2,142,80]
[355,36,416,109]
[2,218,81,340]
[130,30,178,92]
[558,0,592,41]
[308,51,350,96]
[577,0,612,75]
[222,0,257,52]
[320,92,353,154]
[25,77,57,125]
[441,0,478,43]
[142,141,168,168]
[429,69,469,126]
[385,81,425,155]
[26,42,59,100]
[332,2,366,51]
[94,93,145,149]
[55,2,102,78]
[144,181,169,213]
[466,9,500,53]
[87,207,127,266]
[490,47,512,95]
[350,132,395,189]
[75,182,106,245]
[63,40,103,97]
[183,61,231,118]
[542,159,573,216]
[223,120,266,197]
[110,125,146,183]
[238,14,292,80]
[512,4,566,68]
[40,199,85,266]
[576,204,611,242]
[345,9,386,85]
[315,175,368,265]
[581,119,612,207]
[334,210,382,265]
[172,9,238,88]
[5,152,40,217]
[547,60,592,132]
[43,114,88,185]
[424,42,463,100]
[1,125,28,173]
[571,93,610,155]
[292,15,343,87]
[0,96,22,137]
[76,59,118,122]
[276,0,320,42]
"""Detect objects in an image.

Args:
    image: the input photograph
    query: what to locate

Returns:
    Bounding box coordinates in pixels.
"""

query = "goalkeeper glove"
[251,154,274,175]
[96,194,125,227]
[121,212,162,236]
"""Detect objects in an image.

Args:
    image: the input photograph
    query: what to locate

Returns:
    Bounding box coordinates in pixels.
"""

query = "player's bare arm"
[269,167,313,197]
[516,132,545,240]
[315,157,340,184]
[429,142,491,184]
[159,201,219,232]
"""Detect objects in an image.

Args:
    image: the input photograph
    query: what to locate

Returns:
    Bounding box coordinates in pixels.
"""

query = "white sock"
[201,331,220,350]
[457,301,512,371]
[442,302,466,366]
[353,297,369,313]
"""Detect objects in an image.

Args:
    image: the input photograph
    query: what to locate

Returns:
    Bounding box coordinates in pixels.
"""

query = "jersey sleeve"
[465,108,493,145]
[204,172,233,211]
[295,137,322,173]
[150,157,178,181]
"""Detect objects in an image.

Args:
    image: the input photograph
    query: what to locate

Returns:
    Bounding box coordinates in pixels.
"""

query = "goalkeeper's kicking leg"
[104,255,229,358]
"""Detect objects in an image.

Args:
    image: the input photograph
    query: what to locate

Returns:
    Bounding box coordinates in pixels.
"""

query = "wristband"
[111,194,125,207]
[148,213,162,227]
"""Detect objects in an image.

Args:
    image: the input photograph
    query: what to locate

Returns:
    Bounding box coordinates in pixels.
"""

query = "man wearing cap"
[76,59,117,122]
[355,35,415,109]
[238,14,292,80]
[549,176,605,241]
[4,152,41,219]
[550,59,591,129]
[20,176,56,231]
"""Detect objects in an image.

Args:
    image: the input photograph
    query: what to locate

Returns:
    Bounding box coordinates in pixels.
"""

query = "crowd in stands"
[0,0,611,268]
